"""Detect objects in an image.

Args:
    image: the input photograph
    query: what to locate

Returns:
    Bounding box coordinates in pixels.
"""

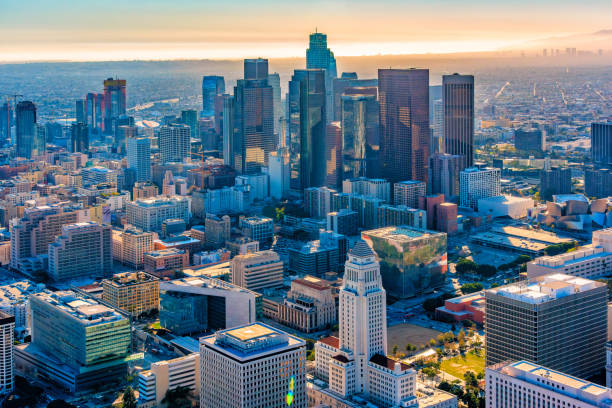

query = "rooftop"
[318,336,339,349]
[369,354,412,372]
[349,240,375,258]
[31,290,126,326]
[104,272,158,287]
[294,276,331,291]
[361,226,445,242]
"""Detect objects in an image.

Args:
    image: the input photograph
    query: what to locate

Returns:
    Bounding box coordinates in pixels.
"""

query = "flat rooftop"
[361,226,444,242]
[32,290,126,325]
[225,324,275,342]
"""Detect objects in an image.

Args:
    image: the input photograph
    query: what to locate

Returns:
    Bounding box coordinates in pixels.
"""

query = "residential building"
[486,360,612,408]
[428,153,462,200]
[459,167,501,210]
[231,250,284,291]
[112,226,154,269]
[239,216,274,245]
[235,173,269,201]
[158,124,190,163]
[394,181,426,208]
[305,187,337,218]
[327,209,359,236]
[125,196,191,233]
[200,323,306,408]
[143,249,189,278]
[377,205,427,229]
[204,214,230,247]
[127,136,151,182]
[0,312,14,395]
[443,74,474,168]
[342,177,390,202]
[102,272,160,317]
[138,353,200,408]
[268,149,290,199]
[485,274,607,379]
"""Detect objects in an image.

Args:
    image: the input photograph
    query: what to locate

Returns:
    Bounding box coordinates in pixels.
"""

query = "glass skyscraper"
[341,92,380,180]
[592,122,612,166]
[443,74,474,169]
[16,100,42,158]
[103,78,127,133]
[306,32,337,123]
[202,75,225,117]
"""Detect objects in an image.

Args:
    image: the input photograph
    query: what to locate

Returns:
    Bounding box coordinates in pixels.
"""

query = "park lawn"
[440,350,485,379]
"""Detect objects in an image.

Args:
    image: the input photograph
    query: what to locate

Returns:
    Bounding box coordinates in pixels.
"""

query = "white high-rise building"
[459,167,501,210]
[342,177,391,203]
[313,241,416,407]
[0,312,14,395]
[158,124,190,163]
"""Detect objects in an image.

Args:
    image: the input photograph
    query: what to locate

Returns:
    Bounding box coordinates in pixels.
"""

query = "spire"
[349,240,374,258]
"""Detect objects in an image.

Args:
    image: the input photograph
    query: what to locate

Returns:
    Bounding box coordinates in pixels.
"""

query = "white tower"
[338,240,387,393]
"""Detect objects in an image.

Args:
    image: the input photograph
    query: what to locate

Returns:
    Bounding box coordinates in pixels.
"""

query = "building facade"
[443,74,474,168]
[102,272,160,317]
[459,167,501,210]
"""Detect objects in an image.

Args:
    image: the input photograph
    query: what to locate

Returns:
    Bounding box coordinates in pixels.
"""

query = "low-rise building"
[112,226,155,269]
[435,292,484,324]
[144,248,189,278]
[231,250,284,292]
[138,353,200,408]
[102,272,160,317]
[478,195,534,219]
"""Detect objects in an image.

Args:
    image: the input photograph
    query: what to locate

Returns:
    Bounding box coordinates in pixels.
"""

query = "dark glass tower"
[378,69,430,183]
[0,102,12,146]
[16,101,39,158]
[71,122,89,153]
[288,69,327,192]
[103,78,127,133]
[443,74,474,169]
[341,92,379,180]
[306,32,337,123]
[592,123,612,166]
[202,76,225,117]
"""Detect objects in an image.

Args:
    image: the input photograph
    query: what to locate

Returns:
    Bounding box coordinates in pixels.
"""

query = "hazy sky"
[1,0,611,62]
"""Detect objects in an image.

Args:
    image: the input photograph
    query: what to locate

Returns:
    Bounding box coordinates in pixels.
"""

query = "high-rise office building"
[181,109,198,139]
[514,128,546,152]
[70,122,89,153]
[75,99,86,124]
[428,153,462,200]
[585,167,612,199]
[306,31,337,123]
[268,148,291,199]
[268,72,282,137]
[125,196,191,233]
[226,59,275,174]
[231,250,284,292]
[0,102,12,145]
[102,272,160,317]
[16,101,41,158]
[485,274,607,379]
[341,93,379,180]
[342,177,391,202]
[325,122,342,188]
[48,222,112,281]
[592,123,612,166]
[85,93,104,132]
[202,76,225,117]
[394,180,426,208]
[103,78,127,133]
[443,74,474,168]
[158,124,190,163]
[540,166,572,200]
[113,116,135,153]
[222,94,234,166]
[459,167,501,210]
[200,323,306,408]
[204,214,230,247]
[332,75,377,122]
[127,136,151,182]
[288,69,327,192]
[0,312,14,395]
[378,69,429,183]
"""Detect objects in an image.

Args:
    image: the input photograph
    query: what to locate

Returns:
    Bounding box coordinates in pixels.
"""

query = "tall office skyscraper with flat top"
[378,69,429,183]
[592,123,612,166]
[307,32,337,123]
[202,76,225,117]
[443,74,474,169]
[103,78,127,133]
[16,101,39,158]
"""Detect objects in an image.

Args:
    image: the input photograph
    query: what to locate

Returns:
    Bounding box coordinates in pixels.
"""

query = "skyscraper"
[306,32,337,123]
[341,92,379,180]
[85,93,104,133]
[428,153,463,200]
[268,72,282,137]
[443,74,474,168]
[459,167,501,210]
[103,78,127,133]
[113,115,135,153]
[201,75,225,117]
[181,109,198,139]
[378,69,430,183]
[288,69,327,192]
[325,122,342,188]
[592,123,612,166]
[16,101,39,158]
[75,99,86,124]
[0,102,12,146]
[226,59,275,174]
[70,122,89,153]
[158,124,190,163]
[127,136,151,182]
[0,312,14,395]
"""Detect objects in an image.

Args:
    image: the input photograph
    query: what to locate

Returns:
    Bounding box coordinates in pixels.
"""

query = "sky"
[1,0,611,62]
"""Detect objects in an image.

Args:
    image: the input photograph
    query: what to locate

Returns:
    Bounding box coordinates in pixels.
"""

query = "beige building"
[204,214,230,247]
[102,272,159,317]
[138,353,200,407]
[144,248,189,278]
[231,250,284,291]
[133,182,159,200]
[112,226,155,269]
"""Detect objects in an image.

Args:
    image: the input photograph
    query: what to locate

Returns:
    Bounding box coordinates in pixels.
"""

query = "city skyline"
[2,0,612,62]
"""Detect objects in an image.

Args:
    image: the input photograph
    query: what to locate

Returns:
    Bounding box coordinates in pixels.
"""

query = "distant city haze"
[2,0,612,62]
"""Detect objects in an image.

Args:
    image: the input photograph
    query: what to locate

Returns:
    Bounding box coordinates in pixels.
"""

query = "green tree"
[161,386,191,408]
[392,344,399,356]
[461,282,484,294]
[122,386,137,408]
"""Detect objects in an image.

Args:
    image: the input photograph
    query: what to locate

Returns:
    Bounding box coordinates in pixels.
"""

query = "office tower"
[443,74,474,168]
[226,59,275,174]
[314,241,416,405]
[435,202,458,234]
[15,101,38,158]
[459,167,501,210]
[48,222,112,281]
[378,69,429,183]
[485,274,607,379]
[377,204,427,229]
[0,102,12,145]
[432,98,443,140]
[139,354,200,407]
[288,69,327,192]
[21,290,131,392]
[240,216,274,245]
[332,75,378,122]
[111,226,154,269]
[158,124,190,163]
[125,196,191,233]
[540,166,572,200]
[268,149,290,200]
[325,122,342,188]
[341,93,379,180]
[394,180,426,208]
[327,209,359,236]
[113,118,135,153]
[486,361,612,408]
[200,323,306,408]
[103,78,127,132]
[304,186,337,218]
[202,75,225,117]
[126,136,151,182]
[306,31,337,122]
[585,167,612,199]
[181,109,198,139]
[514,129,546,152]
[361,227,447,298]
[85,93,104,132]
[221,94,234,166]
[75,99,86,124]
[0,312,14,395]
[70,122,89,153]
[204,214,230,247]
[418,194,445,230]
[288,238,341,276]
[268,72,282,137]
[428,153,462,200]
[231,250,284,291]
[592,123,612,166]
[102,272,159,317]
[35,124,47,153]
[342,177,391,202]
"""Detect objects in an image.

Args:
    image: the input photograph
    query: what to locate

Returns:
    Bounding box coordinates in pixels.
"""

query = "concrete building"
[268,149,291,200]
[288,239,340,276]
[486,360,612,408]
[377,205,427,229]
[235,173,269,201]
[138,353,200,408]
[263,275,336,333]
[195,185,251,215]
[485,274,607,379]
[204,214,230,247]
[428,153,462,201]
[592,123,612,166]
[435,292,484,324]
[394,180,426,208]
[143,248,189,278]
[126,136,151,182]
[80,166,119,186]
[585,167,612,199]
[313,241,416,407]
[327,209,359,236]
[125,196,191,233]
[0,280,41,332]
[540,166,572,201]
[158,124,190,163]
[514,129,546,152]
[459,167,501,210]
[0,312,14,395]
[17,290,131,392]
[305,187,338,219]
[133,182,159,200]
[239,216,274,245]
[231,250,284,292]
[200,323,306,408]
[342,178,390,202]
[478,195,534,219]
[225,237,259,256]
[48,222,112,281]
[160,277,260,335]
[111,226,155,269]
[102,272,160,317]
[443,74,474,168]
